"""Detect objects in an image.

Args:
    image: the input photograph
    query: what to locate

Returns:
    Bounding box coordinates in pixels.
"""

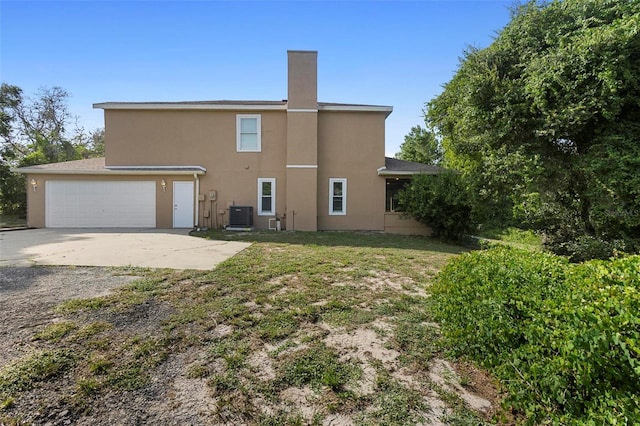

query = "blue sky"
[1,0,513,156]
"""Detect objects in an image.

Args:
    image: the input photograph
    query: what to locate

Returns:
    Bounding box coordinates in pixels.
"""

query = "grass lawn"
[1,231,501,425]
[474,227,542,251]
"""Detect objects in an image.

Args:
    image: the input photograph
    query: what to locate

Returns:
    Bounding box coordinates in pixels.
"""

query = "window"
[385,178,411,212]
[329,178,347,215]
[258,178,276,215]
[237,114,261,152]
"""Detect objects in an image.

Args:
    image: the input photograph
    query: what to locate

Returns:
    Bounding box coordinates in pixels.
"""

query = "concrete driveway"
[0,229,251,270]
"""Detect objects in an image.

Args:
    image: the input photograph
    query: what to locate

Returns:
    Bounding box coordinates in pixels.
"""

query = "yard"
[0,231,503,425]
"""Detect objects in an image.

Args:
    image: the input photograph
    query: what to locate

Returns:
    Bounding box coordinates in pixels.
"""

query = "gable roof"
[14,157,206,175]
[377,157,445,176]
[93,100,393,117]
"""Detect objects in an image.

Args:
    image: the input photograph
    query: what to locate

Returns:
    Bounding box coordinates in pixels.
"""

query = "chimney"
[287,51,317,109]
[285,50,318,232]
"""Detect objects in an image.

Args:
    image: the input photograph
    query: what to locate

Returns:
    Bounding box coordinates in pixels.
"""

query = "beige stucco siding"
[286,112,318,166]
[105,110,287,168]
[70,107,389,231]
[285,168,318,231]
[384,213,433,236]
[287,51,317,109]
[103,109,288,229]
[317,111,386,231]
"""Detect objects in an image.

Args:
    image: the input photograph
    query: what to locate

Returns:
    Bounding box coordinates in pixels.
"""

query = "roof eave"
[319,105,393,118]
[94,102,394,117]
[15,168,206,176]
[107,165,206,172]
[93,102,287,111]
[377,169,440,176]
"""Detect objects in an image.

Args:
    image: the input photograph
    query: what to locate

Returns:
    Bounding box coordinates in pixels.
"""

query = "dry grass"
[1,231,504,425]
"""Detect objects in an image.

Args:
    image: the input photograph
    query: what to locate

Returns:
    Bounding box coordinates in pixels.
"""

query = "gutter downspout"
[194,173,200,228]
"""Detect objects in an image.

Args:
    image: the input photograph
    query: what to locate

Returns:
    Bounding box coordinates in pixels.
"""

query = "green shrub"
[508,255,640,423]
[432,248,640,423]
[398,171,473,240]
[431,246,567,365]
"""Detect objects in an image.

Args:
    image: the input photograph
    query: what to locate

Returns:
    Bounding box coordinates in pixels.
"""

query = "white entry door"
[173,181,194,228]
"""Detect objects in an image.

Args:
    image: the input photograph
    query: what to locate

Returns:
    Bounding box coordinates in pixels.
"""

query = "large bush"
[397,172,473,240]
[431,247,640,424]
[430,247,568,364]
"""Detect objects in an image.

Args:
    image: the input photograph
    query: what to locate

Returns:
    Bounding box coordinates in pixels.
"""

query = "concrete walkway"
[0,229,251,270]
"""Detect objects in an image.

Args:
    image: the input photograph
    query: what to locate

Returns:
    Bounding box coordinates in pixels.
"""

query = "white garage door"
[46,181,156,228]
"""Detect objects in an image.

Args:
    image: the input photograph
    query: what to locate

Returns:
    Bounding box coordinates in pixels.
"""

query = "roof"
[95,100,287,107]
[93,100,393,117]
[377,157,445,176]
[14,157,206,175]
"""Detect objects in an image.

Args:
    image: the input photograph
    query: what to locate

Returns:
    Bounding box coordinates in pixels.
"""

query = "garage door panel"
[46,181,156,228]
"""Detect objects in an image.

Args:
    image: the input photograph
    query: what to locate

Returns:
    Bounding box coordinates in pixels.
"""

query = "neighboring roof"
[377,157,445,176]
[14,157,206,175]
[93,100,393,117]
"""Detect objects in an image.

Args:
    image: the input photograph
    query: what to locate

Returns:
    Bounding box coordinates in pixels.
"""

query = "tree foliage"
[0,83,104,216]
[427,0,640,259]
[0,84,26,216]
[396,125,442,165]
[397,172,473,240]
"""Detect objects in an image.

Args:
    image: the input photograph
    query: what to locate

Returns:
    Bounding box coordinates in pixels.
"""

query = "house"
[17,51,436,234]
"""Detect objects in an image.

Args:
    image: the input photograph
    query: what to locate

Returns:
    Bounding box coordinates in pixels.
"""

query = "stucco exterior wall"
[99,107,388,231]
[317,111,386,231]
[105,110,287,169]
[104,109,289,229]
[287,51,317,109]
[286,112,318,166]
[383,213,432,236]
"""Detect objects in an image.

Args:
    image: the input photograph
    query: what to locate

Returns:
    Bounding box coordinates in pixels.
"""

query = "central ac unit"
[228,206,254,227]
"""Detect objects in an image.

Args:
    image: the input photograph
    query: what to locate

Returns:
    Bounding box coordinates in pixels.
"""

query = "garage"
[45,181,156,228]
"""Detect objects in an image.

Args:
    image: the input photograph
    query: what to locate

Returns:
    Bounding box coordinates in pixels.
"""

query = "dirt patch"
[429,358,492,412]
[323,413,354,426]
[70,350,217,425]
[453,360,511,422]
[363,271,427,297]
[324,323,400,366]
[323,321,487,422]
[280,386,318,420]
[247,350,276,381]
[146,350,217,423]
[1,250,503,425]
[0,266,138,366]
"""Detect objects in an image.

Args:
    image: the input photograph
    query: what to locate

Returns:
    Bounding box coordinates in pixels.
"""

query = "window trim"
[328,178,347,216]
[236,114,261,152]
[257,178,276,216]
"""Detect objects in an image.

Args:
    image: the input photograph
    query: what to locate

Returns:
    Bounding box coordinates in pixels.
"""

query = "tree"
[0,84,26,216]
[396,125,442,165]
[427,0,640,260]
[0,83,105,217]
[397,172,473,240]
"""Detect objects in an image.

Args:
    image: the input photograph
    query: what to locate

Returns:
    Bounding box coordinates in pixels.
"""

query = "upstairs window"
[329,178,347,215]
[237,114,261,152]
[258,178,276,215]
